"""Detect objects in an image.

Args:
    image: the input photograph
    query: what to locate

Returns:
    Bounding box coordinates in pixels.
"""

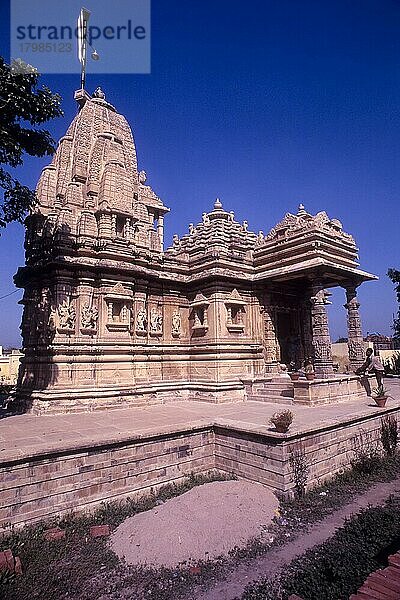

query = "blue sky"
[0,0,399,347]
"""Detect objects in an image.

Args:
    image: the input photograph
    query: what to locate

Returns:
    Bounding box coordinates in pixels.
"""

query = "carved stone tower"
[15,90,376,413]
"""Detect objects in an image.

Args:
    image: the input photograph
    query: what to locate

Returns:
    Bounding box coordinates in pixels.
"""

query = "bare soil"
[111,480,279,568]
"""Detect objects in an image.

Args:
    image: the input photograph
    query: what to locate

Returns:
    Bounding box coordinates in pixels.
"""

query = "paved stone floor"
[1,379,399,463]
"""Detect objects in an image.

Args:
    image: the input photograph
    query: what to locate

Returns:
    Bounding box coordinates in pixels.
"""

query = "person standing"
[358,348,385,386]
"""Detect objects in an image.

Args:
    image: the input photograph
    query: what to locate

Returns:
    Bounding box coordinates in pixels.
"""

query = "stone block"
[89,524,110,538]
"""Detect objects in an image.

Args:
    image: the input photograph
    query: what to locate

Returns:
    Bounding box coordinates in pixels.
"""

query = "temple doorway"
[276,311,301,367]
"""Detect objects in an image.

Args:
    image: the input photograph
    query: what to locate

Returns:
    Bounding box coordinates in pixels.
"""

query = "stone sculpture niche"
[190,293,209,334]
[104,284,133,332]
[225,289,246,333]
[172,310,181,337]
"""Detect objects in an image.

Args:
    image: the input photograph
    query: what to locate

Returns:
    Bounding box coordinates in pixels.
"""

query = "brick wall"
[1,408,399,527]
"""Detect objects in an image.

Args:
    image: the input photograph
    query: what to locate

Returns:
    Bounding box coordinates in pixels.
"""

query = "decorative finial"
[214,197,223,209]
[93,87,105,99]
[297,203,306,216]
[139,170,147,184]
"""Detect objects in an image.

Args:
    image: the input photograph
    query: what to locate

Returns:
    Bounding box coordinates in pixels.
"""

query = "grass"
[0,470,234,600]
[3,432,400,600]
[241,495,400,600]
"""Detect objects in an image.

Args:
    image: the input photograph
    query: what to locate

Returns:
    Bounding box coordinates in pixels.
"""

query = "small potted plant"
[270,409,293,433]
[372,384,389,407]
[304,357,315,381]
[288,361,300,381]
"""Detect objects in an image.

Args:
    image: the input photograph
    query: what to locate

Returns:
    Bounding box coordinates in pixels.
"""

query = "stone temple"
[4,88,400,529]
[15,88,376,413]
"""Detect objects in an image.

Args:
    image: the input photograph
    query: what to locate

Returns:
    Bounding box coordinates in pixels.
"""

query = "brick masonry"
[2,404,399,528]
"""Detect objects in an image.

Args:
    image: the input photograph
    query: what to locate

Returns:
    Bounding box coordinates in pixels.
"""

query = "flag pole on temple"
[77,7,91,90]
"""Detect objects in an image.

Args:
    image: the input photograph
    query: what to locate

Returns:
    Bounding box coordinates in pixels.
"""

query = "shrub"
[381,415,398,457]
[289,444,309,498]
[270,410,293,430]
[242,497,400,600]
[350,429,381,475]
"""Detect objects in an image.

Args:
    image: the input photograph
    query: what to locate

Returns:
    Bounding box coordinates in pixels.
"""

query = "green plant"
[350,430,381,475]
[381,415,398,457]
[0,569,15,586]
[372,384,389,398]
[270,410,293,430]
[242,497,400,600]
[289,444,309,498]
[0,470,233,600]
[384,352,400,375]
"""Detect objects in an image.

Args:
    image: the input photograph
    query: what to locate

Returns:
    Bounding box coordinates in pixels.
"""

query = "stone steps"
[245,378,294,404]
[248,393,293,405]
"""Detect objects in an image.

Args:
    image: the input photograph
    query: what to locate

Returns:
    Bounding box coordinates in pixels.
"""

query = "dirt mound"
[111,479,278,567]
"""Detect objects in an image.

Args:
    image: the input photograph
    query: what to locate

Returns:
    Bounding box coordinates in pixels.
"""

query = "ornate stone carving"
[262,295,279,373]
[172,310,181,337]
[136,305,147,333]
[344,284,365,370]
[191,293,209,333]
[81,302,98,331]
[310,286,333,377]
[150,307,163,335]
[202,212,210,226]
[264,206,355,245]
[225,289,246,333]
[57,297,76,332]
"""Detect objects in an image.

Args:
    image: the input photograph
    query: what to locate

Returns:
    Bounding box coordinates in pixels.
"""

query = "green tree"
[388,268,400,341]
[0,57,63,230]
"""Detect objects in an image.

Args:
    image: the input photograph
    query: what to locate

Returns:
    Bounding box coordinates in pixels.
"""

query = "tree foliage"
[388,268,400,340]
[0,57,63,230]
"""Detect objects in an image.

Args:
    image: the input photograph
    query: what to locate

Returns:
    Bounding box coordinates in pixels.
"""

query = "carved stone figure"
[172,310,181,336]
[58,298,76,331]
[48,306,56,332]
[202,212,210,226]
[136,306,147,332]
[150,307,163,334]
[81,302,98,330]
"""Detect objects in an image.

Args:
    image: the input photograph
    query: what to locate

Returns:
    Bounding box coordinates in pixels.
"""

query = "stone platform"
[1,380,399,528]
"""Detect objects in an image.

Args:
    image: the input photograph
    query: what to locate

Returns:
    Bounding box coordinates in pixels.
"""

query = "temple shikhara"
[15,88,377,413]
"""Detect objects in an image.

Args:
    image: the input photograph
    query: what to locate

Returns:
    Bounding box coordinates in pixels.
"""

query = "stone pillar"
[263,294,279,373]
[157,215,164,250]
[344,284,365,372]
[301,300,313,360]
[310,285,334,378]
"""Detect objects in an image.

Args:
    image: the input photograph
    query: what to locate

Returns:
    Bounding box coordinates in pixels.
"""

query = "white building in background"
[0,347,23,385]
